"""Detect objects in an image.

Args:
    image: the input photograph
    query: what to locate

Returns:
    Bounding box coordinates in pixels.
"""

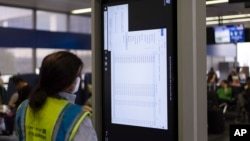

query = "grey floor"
[0,131,231,141]
[0,112,243,141]
[208,110,249,141]
[0,124,233,141]
[208,121,230,141]
[0,129,232,141]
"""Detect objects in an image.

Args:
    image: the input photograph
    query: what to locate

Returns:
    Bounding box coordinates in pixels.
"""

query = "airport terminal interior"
[0,0,248,141]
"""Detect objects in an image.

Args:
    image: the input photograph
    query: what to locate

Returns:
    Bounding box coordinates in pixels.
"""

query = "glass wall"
[0,6,33,29]
[69,15,91,34]
[0,48,33,74]
[35,49,92,74]
[0,5,92,77]
[36,10,67,32]
[237,42,250,67]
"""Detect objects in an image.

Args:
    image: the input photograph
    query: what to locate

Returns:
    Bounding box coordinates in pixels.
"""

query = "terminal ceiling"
[0,0,247,24]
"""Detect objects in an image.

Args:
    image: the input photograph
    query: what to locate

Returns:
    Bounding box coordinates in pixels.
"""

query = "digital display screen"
[214,24,245,43]
[102,0,177,141]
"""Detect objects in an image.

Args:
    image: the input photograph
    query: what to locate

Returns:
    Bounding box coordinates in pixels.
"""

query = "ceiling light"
[206,21,219,25]
[71,8,91,14]
[206,17,219,21]
[222,14,250,19]
[206,14,250,21]
[206,0,228,5]
[206,18,250,25]
[222,18,250,23]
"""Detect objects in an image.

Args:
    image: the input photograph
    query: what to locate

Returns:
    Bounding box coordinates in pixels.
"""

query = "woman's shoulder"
[74,116,98,141]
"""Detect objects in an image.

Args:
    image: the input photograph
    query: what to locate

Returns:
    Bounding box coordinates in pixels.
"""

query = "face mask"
[72,77,81,94]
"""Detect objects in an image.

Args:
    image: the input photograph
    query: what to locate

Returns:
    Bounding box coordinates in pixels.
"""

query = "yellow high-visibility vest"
[16,97,90,141]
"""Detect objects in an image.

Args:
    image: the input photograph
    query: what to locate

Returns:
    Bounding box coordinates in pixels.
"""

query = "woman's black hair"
[10,75,25,86]
[222,79,229,85]
[29,51,83,112]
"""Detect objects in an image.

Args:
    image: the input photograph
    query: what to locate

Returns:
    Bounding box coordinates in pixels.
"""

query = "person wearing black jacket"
[75,73,92,108]
[235,77,250,123]
[4,75,32,135]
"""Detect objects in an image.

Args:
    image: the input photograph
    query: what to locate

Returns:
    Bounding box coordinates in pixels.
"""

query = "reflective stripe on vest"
[16,97,90,141]
[16,100,29,141]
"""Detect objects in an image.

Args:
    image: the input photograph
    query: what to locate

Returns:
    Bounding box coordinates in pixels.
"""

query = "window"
[0,48,33,74]
[36,11,67,32]
[69,15,91,34]
[0,6,33,29]
[36,49,91,74]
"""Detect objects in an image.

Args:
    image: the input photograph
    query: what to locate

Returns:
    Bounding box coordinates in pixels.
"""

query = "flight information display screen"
[102,0,177,141]
[214,24,245,43]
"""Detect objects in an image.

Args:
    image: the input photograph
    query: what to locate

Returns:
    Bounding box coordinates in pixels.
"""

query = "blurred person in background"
[0,72,4,87]
[207,67,218,85]
[207,67,219,94]
[4,75,32,135]
[227,68,240,85]
[217,80,233,104]
[9,75,32,109]
[0,72,6,134]
[75,73,93,112]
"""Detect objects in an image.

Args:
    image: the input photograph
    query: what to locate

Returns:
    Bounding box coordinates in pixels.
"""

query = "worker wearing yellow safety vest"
[16,51,98,141]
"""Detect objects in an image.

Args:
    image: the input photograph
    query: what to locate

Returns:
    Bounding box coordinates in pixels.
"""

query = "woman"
[16,51,98,141]
[217,80,233,103]
[207,67,218,84]
[227,68,239,85]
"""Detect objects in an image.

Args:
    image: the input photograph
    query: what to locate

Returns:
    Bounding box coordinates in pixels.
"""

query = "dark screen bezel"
[101,0,178,141]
